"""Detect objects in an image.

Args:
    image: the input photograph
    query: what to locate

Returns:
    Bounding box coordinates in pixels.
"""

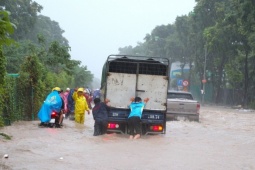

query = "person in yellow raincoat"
[72,87,90,124]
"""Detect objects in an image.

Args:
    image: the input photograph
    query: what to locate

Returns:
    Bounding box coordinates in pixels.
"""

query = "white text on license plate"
[113,112,118,116]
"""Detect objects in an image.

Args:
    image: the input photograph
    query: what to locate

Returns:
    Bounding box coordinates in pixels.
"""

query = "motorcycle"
[39,110,63,128]
[48,111,60,128]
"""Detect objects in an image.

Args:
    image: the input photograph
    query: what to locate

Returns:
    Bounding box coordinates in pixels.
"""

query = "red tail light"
[150,125,163,131]
[51,111,57,118]
[108,123,120,129]
[197,103,200,114]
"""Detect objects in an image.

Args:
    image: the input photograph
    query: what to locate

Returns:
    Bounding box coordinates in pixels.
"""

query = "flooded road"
[1,106,255,170]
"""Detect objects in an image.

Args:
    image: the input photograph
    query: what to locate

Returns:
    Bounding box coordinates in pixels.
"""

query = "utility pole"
[202,44,207,106]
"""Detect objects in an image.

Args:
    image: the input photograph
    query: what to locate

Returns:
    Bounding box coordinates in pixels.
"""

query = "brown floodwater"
[1,106,255,170]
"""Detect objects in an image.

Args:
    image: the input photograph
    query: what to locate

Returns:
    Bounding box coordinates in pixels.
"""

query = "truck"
[100,55,169,135]
[166,91,200,121]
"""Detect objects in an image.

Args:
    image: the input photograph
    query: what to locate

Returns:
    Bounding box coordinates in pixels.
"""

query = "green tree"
[17,55,45,120]
[0,0,43,40]
[28,15,69,47]
[46,41,80,75]
[4,40,36,73]
[116,0,255,107]
[0,10,15,126]
[202,0,236,103]
[229,0,255,107]
[74,65,93,88]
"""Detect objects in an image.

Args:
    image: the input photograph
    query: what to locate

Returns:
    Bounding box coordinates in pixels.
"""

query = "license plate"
[176,116,185,121]
[112,112,118,116]
[148,115,160,119]
[50,119,55,123]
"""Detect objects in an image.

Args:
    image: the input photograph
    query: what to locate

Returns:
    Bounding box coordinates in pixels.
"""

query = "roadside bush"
[0,48,7,126]
[0,116,4,127]
[0,86,4,127]
[248,100,255,110]
[3,76,18,123]
[16,55,45,120]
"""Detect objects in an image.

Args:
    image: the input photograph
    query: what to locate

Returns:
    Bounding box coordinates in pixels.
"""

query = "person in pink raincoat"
[83,89,92,109]
[60,88,70,115]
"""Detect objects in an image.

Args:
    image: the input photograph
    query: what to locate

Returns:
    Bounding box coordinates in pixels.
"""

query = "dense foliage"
[0,10,15,126]
[119,0,255,108]
[0,0,93,126]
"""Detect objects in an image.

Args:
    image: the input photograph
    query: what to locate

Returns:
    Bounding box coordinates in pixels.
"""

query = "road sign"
[202,79,207,84]
[177,79,183,86]
[182,80,189,87]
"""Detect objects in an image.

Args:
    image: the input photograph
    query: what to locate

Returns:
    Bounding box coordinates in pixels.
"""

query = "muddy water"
[1,106,255,170]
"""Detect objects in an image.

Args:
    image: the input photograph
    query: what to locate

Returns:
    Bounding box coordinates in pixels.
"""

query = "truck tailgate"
[167,99,198,115]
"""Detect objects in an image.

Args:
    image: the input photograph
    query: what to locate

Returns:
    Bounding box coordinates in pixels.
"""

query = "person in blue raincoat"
[38,87,63,126]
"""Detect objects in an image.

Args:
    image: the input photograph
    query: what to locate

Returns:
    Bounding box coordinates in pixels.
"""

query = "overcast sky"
[35,0,196,79]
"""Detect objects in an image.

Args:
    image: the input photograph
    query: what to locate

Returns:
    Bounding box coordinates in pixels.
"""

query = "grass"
[0,132,12,140]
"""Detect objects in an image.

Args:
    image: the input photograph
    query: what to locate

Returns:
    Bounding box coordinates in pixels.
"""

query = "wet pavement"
[1,106,255,170]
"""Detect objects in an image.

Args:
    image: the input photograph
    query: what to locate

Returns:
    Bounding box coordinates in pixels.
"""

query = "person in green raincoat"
[72,87,90,124]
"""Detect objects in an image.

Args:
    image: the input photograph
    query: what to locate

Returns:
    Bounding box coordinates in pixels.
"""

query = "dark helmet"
[134,97,142,102]
[94,98,101,104]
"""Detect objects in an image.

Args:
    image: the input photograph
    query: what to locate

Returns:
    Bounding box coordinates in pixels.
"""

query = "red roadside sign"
[182,80,189,87]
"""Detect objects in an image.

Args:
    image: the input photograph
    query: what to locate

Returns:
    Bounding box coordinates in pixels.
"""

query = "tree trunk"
[215,69,223,104]
[188,61,193,91]
[215,54,225,104]
[243,51,249,108]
